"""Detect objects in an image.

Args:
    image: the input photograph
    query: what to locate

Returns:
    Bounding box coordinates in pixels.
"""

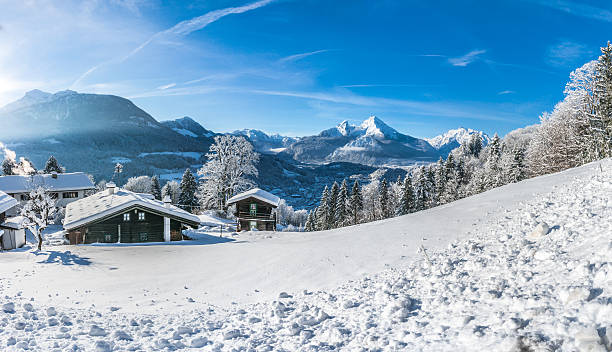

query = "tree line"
[306,41,612,232]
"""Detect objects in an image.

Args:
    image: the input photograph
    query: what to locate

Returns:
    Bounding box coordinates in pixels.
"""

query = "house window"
[249,221,257,231]
[49,192,59,199]
[249,203,257,216]
[138,212,145,221]
[62,192,79,199]
[139,233,148,241]
[104,234,112,242]
[123,213,130,221]
[20,194,30,201]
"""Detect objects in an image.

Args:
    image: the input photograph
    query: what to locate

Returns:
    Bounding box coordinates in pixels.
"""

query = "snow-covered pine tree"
[593,41,612,158]
[379,178,390,219]
[151,175,162,200]
[2,158,16,175]
[304,210,315,232]
[43,156,64,174]
[335,179,348,227]
[434,157,446,204]
[21,186,56,251]
[467,133,483,157]
[162,180,181,204]
[398,174,415,215]
[315,186,331,230]
[178,169,198,212]
[482,134,502,190]
[414,166,428,211]
[329,181,339,228]
[425,166,437,208]
[440,154,458,204]
[389,175,402,217]
[349,180,363,225]
[507,147,527,183]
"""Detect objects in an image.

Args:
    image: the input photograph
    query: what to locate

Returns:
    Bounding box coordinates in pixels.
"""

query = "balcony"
[236,212,276,221]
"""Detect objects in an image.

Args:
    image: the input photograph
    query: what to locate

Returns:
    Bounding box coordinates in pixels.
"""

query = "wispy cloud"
[279,49,332,63]
[157,82,176,90]
[529,0,612,22]
[498,90,515,95]
[448,49,486,67]
[71,0,276,88]
[340,83,442,88]
[546,40,590,66]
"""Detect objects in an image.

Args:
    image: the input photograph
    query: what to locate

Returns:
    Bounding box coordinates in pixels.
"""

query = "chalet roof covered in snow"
[64,188,200,230]
[227,188,281,207]
[0,190,18,214]
[0,172,95,194]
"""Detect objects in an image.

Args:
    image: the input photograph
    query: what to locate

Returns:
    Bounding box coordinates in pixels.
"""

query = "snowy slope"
[426,127,490,157]
[0,159,609,351]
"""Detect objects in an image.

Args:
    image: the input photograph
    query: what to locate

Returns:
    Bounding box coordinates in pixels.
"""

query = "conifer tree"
[593,41,612,158]
[379,178,390,219]
[178,169,198,212]
[304,210,315,232]
[467,133,483,157]
[508,147,527,183]
[434,157,446,204]
[414,166,428,211]
[316,186,331,230]
[335,179,348,227]
[426,166,437,208]
[349,180,363,225]
[483,134,502,190]
[2,158,16,175]
[329,181,339,228]
[398,175,415,215]
[43,155,63,174]
[151,175,162,200]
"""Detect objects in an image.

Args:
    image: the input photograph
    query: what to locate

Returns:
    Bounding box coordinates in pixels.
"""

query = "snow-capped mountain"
[426,127,490,157]
[283,116,438,166]
[231,129,299,154]
[0,90,213,182]
[161,116,215,138]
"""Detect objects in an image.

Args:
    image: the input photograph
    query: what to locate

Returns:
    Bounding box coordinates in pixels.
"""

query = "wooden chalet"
[227,188,280,231]
[63,182,200,244]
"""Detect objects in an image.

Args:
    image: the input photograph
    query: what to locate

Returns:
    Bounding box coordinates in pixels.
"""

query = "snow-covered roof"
[0,190,18,214]
[0,172,95,194]
[227,188,281,207]
[64,188,200,230]
[1,216,27,229]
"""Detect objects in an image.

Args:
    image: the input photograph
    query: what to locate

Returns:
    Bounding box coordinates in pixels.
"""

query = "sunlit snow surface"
[0,159,610,351]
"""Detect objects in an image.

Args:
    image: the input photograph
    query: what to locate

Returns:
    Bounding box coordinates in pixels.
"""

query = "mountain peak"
[359,115,398,139]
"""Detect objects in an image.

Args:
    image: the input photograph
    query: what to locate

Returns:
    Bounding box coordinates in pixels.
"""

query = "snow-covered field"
[0,159,610,351]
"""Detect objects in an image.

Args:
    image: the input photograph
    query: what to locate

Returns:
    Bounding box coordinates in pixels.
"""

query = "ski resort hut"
[227,188,280,231]
[63,182,200,244]
[0,190,26,250]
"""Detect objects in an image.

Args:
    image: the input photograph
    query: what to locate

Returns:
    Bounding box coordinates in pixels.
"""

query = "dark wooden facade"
[68,206,193,245]
[232,196,277,231]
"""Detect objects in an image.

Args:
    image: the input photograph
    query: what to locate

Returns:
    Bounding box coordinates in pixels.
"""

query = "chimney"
[51,171,58,179]
[163,195,171,207]
[106,182,116,195]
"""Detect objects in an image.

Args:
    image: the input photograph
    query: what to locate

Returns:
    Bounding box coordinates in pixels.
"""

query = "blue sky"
[0,0,610,138]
